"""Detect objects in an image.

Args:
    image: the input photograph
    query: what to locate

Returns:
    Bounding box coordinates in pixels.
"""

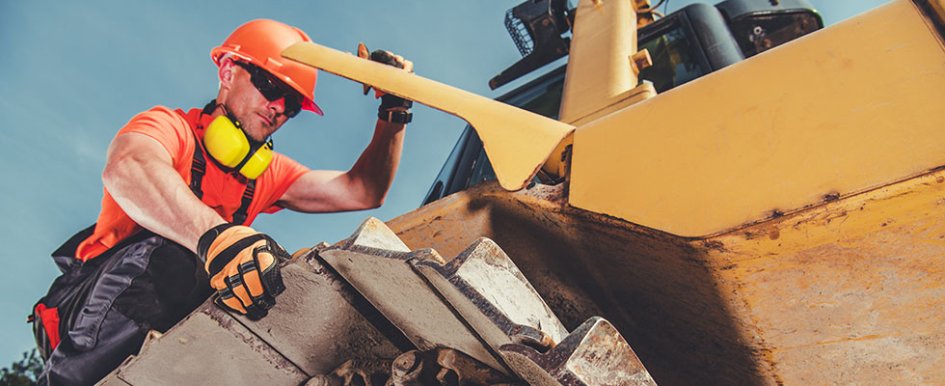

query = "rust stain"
[702,239,728,253]
[823,192,841,202]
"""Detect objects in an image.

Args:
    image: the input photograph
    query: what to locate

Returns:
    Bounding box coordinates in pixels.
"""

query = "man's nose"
[268,97,286,114]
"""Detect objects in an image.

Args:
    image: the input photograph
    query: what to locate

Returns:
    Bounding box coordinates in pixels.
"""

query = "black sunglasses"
[234,61,303,118]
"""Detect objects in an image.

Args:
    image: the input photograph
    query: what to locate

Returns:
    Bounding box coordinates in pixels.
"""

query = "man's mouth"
[257,113,275,127]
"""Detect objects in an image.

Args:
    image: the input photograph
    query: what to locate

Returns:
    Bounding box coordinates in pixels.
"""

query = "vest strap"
[190,113,256,226]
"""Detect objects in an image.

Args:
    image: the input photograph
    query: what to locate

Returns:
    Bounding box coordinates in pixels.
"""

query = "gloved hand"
[368,49,414,74]
[197,223,288,320]
[358,43,415,123]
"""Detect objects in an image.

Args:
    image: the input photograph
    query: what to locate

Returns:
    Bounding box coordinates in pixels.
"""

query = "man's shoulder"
[117,106,200,164]
[128,106,193,126]
[119,106,202,136]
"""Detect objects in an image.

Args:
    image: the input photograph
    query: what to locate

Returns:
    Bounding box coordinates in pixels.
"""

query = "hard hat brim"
[302,98,324,116]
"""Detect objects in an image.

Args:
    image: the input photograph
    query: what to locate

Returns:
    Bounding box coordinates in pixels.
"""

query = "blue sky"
[0,0,888,367]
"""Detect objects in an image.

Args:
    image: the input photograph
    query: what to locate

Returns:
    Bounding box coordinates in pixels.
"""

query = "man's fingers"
[199,225,288,318]
[219,286,248,314]
[239,261,265,297]
[369,49,394,65]
[369,49,411,71]
[390,54,414,72]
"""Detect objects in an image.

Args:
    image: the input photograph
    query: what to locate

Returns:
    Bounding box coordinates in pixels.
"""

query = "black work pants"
[35,229,211,386]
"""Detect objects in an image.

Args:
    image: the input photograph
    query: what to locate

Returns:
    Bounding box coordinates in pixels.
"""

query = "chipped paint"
[389,168,945,384]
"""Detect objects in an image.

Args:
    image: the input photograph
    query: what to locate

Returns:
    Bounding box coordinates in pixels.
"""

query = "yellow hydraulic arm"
[281,43,574,191]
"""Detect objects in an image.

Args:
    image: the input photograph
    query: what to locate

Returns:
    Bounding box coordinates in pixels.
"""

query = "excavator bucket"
[98,218,654,385]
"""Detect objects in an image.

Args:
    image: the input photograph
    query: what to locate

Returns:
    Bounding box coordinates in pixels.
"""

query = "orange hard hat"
[211,19,323,115]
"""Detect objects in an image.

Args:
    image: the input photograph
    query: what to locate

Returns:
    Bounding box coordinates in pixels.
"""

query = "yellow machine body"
[386,0,945,384]
[569,0,945,237]
[283,0,945,384]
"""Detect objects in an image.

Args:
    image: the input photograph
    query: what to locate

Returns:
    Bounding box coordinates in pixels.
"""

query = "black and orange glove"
[358,43,414,124]
[197,224,288,320]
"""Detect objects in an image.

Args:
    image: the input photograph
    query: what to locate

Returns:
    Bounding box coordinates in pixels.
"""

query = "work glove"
[197,223,288,320]
[358,43,415,123]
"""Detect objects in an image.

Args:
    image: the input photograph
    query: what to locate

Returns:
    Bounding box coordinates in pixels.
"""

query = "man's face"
[220,60,303,142]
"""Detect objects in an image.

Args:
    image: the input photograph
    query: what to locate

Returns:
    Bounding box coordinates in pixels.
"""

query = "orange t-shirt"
[74,106,309,261]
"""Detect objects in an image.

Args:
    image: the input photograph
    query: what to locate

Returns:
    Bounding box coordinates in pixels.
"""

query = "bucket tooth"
[333,217,410,252]
[231,262,403,376]
[499,317,657,386]
[320,239,505,372]
[105,303,309,385]
[411,237,568,353]
[322,228,579,378]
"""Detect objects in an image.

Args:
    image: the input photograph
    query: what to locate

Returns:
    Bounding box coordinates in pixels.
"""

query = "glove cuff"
[197,223,237,261]
[378,110,413,124]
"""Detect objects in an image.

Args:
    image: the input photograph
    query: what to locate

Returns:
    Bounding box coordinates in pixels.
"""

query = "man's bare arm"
[103,132,227,252]
[277,119,405,213]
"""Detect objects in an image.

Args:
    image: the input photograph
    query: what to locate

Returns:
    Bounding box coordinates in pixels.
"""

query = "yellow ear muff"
[239,140,273,180]
[203,115,273,179]
[205,115,250,167]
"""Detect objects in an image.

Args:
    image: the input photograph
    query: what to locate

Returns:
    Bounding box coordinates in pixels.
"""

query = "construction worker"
[30,19,413,385]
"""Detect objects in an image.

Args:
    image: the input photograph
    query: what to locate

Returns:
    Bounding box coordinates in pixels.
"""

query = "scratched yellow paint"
[704,169,945,383]
[389,168,945,385]
[569,0,945,237]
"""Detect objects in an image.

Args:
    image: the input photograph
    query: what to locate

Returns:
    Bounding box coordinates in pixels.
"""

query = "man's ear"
[218,58,236,88]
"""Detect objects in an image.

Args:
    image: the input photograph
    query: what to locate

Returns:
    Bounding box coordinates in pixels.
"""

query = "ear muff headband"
[204,115,273,180]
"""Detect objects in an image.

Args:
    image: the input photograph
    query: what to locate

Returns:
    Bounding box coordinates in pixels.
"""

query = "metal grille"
[505,9,534,57]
